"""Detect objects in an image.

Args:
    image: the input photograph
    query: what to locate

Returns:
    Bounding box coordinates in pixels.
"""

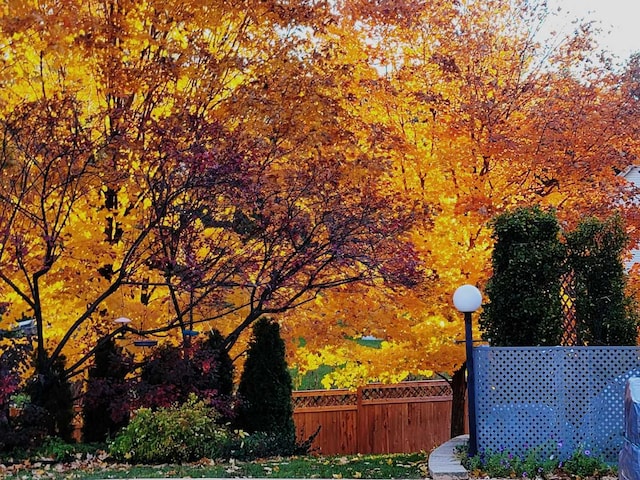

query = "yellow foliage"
[0,0,638,391]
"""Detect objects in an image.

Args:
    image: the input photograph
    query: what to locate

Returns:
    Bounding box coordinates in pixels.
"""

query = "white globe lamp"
[453,284,482,313]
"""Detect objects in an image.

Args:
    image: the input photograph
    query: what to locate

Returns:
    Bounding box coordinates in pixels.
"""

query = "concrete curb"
[428,434,469,480]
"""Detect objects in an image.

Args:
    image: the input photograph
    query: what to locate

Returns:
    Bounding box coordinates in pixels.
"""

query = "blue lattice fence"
[475,346,640,462]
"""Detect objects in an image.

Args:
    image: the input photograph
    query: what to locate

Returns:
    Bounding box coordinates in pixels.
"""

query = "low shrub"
[560,447,612,478]
[223,426,320,461]
[33,436,105,461]
[109,394,231,464]
[224,431,295,460]
[0,436,105,463]
[462,443,615,479]
[1,403,51,451]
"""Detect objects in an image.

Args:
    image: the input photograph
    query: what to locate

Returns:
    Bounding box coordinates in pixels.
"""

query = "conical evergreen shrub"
[235,318,296,454]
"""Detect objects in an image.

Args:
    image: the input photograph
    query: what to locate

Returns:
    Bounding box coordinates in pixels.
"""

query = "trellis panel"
[475,346,640,462]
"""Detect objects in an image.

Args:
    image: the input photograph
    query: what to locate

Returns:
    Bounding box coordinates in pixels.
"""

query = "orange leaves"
[285,0,640,387]
[0,0,418,379]
[1,0,639,391]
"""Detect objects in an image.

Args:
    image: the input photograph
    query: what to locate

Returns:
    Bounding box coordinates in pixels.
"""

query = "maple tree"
[287,0,640,387]
[0,0,417,386]
[1,0,640,400]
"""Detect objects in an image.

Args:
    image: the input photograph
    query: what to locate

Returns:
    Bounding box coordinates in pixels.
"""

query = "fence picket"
[292,380,463,455]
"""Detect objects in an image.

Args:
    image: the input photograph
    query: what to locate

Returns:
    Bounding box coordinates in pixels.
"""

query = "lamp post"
[453,284,482,457]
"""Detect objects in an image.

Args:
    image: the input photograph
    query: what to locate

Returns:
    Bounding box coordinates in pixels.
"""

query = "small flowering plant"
[462,441,614,479]
[560,445,611,478]
[464,444,559,479]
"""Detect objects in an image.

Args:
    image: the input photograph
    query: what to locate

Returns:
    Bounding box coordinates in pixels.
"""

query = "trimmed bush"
[480,206,565,346]
[566,214,639,345]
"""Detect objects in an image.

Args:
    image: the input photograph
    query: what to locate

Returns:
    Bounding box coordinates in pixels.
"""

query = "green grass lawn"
[1,452,429,479]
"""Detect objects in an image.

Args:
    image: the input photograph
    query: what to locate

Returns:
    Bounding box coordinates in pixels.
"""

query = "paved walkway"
[428,434,469,480]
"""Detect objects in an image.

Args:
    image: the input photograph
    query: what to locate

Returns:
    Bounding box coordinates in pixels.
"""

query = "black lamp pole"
[465,310,478,457]
[454,284,482,458]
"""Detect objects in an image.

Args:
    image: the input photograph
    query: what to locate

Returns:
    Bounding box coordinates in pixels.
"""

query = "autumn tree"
[288,0,640,387]
[0,0,418,386]
[2,0,640,399]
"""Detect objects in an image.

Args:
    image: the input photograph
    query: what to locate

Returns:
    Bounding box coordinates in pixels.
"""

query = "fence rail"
[292,380,463,455]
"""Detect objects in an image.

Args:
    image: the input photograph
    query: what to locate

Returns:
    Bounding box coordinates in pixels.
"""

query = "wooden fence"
[292,380,464,455]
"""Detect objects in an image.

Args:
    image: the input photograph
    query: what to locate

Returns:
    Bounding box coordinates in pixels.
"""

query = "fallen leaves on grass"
[1,451,429,479]
[1,451,113,479]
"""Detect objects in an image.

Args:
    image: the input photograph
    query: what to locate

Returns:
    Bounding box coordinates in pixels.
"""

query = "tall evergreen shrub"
[566,214,639,345]
[82,338,133,442]
[235,318,296,453]
[25,354,75,442]
[480,206,565,346]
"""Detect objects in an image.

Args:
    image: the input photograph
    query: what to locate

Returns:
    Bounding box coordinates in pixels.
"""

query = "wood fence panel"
[357,397,453,454]
[294,407,358,455]
[293,380,463,455]
[355,402,380,454]
[407,399,454,452]
[378,402,407,453]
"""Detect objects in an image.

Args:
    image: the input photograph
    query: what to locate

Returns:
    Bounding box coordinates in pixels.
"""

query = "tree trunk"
[450,363,467,438]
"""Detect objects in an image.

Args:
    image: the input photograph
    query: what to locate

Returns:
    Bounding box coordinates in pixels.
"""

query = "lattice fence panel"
[560,271,578,346]
[475,346,640,462]
[361,382,451,401]
[292,392,358,409]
